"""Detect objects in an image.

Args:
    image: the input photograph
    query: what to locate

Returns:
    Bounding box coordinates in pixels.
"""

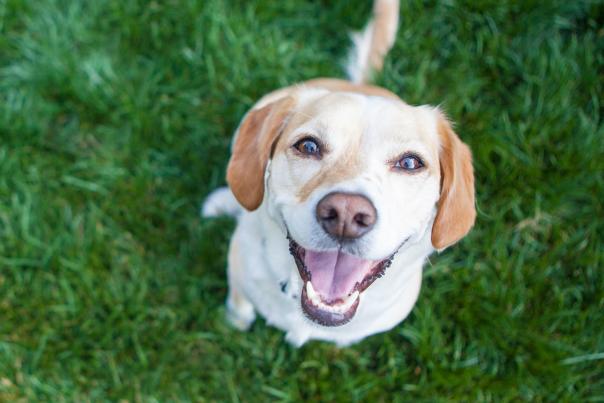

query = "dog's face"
[227,88,475,327]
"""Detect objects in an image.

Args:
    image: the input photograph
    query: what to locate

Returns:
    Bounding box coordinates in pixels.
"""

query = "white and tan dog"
[203,0,475,346]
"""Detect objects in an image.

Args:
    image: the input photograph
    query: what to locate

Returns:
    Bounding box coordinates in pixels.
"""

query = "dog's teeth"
[340,291,359,311]
[305,282,359,314]
[306,281,320,304]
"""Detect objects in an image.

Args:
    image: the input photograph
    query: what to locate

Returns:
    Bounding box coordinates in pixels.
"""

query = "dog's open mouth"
[288,236,396,327]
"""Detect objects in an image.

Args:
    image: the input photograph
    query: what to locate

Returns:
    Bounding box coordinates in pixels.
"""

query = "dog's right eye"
[293,137,321,157]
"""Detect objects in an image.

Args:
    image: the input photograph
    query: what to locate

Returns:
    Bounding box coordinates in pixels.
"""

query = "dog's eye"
[293,137,321,157]
[394,154,424,171]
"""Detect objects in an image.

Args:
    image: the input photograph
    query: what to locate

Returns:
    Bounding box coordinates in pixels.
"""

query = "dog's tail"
[201,187,243,219]
[346,0,400,85]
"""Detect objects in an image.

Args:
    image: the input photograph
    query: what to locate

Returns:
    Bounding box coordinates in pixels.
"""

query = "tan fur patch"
[296,142,363,203]
[305,78,400,100]
[431,114,476,249]
[226,96,295,211]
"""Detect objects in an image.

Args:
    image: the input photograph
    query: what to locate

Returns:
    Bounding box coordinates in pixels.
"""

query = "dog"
[202,0,475,346]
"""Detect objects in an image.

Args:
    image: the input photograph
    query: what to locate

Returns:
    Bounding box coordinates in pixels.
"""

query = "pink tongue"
[303,249,377,303]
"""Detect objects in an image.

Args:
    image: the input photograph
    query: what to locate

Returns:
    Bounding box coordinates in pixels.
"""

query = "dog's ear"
[431,112,476,250]
[226,96,295,211]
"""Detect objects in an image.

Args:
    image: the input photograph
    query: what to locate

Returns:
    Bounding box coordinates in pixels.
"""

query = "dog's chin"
[288,236,397,327]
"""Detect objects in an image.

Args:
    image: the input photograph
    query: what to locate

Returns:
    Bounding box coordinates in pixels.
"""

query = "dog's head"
[227,88,475,326]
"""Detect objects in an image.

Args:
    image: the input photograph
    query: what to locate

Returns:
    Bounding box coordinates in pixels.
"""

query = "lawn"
[0,0,603,400]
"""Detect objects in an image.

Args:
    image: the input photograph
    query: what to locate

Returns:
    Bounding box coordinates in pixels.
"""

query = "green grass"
[1,0,603,400]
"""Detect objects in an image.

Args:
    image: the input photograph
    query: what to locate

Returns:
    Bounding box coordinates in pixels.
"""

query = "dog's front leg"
[225,231,256,330]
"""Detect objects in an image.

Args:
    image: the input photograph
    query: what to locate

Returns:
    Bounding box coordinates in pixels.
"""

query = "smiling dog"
[203,0,475,346]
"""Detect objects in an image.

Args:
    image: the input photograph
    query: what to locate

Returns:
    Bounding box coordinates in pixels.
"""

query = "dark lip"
[287,234,404,327]
[301,285,359,327]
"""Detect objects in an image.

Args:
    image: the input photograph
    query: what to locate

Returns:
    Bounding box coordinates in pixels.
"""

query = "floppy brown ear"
[226,96,295,211]
[431,113,476,250]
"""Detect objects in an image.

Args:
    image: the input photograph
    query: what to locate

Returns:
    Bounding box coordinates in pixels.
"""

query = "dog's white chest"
[231,209,428,346]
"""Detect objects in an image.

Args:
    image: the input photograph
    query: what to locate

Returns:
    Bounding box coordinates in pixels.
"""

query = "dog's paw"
[285,329,310,347]
[225,297,256,331]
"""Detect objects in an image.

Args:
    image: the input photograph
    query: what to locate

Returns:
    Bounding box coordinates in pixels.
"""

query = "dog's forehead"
[285,92,362,134]
[365,98,440,145]
[288,91,440,149]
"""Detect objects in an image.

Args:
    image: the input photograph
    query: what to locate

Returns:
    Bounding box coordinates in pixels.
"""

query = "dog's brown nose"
[316,192,377,240]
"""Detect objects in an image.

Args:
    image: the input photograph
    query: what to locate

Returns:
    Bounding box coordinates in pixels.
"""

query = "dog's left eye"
[394,154,424,171]
[293,137,321,157]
